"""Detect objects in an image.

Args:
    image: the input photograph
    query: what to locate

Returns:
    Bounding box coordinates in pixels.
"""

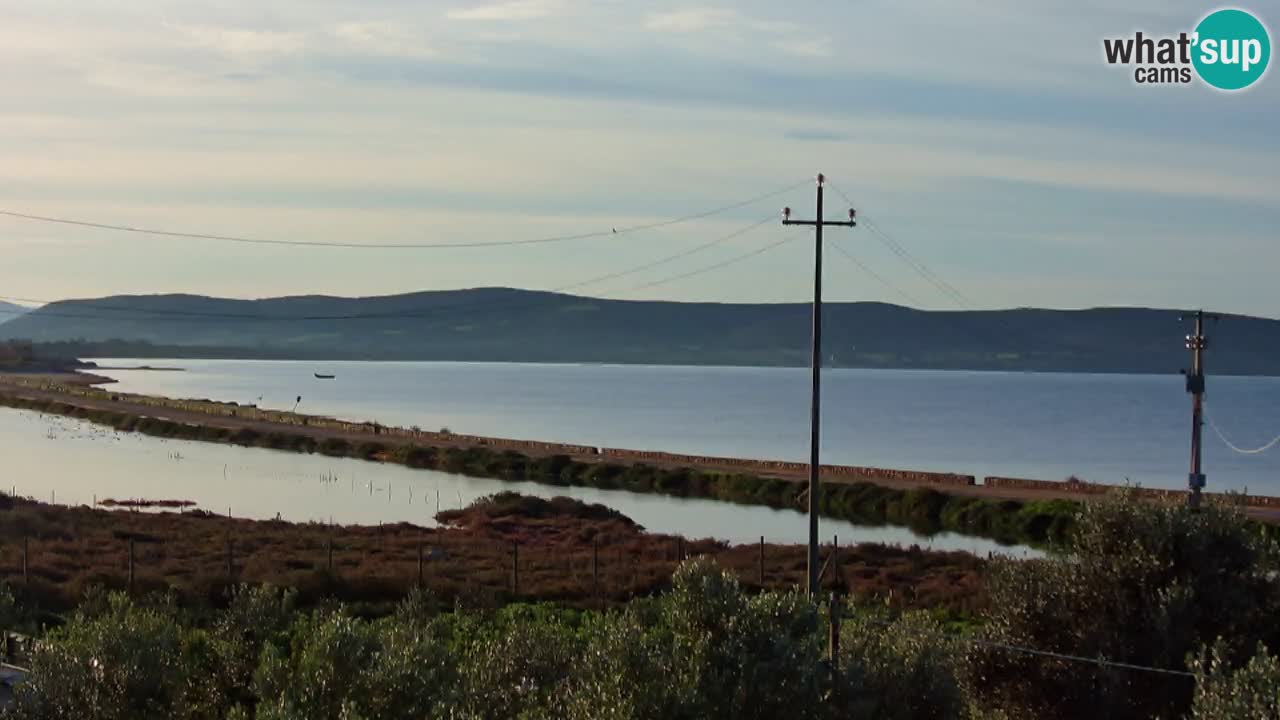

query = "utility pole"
[783,173,856,597]
[1182,310,1216,509]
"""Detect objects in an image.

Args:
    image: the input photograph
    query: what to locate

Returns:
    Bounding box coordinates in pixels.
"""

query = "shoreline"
[77,355,1280,378]
[12,369,1280,509]
[1,370,1276,536]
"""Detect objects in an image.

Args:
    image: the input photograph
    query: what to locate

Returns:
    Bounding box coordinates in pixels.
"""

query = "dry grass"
[0,492,987,614]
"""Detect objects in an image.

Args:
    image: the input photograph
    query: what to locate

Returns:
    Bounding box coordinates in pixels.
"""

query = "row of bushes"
[5,565,971,720]
[0,393,1078,546]
[7,490,1280,720]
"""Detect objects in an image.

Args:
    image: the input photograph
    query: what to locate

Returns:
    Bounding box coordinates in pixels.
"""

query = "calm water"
[0,409,1027,555]
[91,359,1280,494]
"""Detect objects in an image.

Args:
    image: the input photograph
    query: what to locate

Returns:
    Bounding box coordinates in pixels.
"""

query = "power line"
[972,638,1195,679]
[1204,401,1280,455]
[827,240,922,307]
[0,180,808,251]
[863,219,972,308]
[615,233,799,293]
[0,217,783,324]
[858,616,1195,678]
[557,215,776,292]
[826,182,972,308]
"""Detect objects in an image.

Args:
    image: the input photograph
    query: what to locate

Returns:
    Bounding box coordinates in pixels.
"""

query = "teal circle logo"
[1192,9,1271,90]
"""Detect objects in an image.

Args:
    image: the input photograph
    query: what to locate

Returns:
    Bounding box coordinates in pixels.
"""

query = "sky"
[1,0,1278,315]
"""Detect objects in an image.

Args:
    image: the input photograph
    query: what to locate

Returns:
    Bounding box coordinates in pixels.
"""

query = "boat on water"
[314,373,335,380]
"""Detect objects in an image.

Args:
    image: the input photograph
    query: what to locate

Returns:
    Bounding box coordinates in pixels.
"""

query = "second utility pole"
[784,173,856,597]
[1182,309,1216,509]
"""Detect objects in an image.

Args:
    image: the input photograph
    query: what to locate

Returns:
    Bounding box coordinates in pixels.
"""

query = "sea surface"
[91,359,1280,494]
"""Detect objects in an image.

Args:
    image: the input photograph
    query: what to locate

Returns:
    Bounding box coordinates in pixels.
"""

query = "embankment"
[0,380,1077,546]
[983,476,1280,510]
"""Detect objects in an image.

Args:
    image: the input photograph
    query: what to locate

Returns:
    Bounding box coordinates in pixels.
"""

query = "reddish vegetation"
[0,492,987,613]
[97,498,197,509]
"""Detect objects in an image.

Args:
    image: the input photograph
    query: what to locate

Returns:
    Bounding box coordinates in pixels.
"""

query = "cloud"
[770,37,831,58]
[642,6,832,58]
[644,8,739,33]
[784,129,848,142]
[166,23,306,62]
[330,22,436,59]
[445,0,566,21]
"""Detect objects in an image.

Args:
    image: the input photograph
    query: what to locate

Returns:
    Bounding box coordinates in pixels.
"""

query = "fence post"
[511,542,519,597]
[676,536,683,563]
[829,593,841,698]
[127,538,135,594]
[759,536,765,586]
[417,541,424,589]
[832,535,839,589]
[226,537,234,584]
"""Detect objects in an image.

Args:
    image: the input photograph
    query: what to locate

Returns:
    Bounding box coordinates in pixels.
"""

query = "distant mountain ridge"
[2,287,1278,375]
[0,300,32,322]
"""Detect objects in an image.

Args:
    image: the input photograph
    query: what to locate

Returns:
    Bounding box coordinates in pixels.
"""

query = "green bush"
[838,612,968,720]
[317,438,351,457]
[1191,641,1280,719]
[9,594,195,720]
[5,563,985,720]
[454,606,579,719]
[561,558,825,720]
[969,492,1280,720]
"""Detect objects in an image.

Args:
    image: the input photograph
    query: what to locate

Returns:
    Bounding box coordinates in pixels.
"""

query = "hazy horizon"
[7,285,1280,321]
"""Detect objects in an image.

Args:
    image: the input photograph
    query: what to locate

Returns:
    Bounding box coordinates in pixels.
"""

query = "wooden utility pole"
[783,173,856,597]
[1182,310,1216,509]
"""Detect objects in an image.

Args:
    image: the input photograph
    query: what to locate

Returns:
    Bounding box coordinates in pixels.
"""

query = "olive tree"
[8,593,192,720]
[968,492,1280,719]
[1191,642,1280,719]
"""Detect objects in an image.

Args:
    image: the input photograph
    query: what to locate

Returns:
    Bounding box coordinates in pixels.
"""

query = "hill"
[0,300,32,323]
[2,288,1277,374]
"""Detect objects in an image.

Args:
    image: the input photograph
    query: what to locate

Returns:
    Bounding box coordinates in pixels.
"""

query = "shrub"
[9,593,193,720]
[968,492,1280,719]
[454,606,579,719]
[206,585,297,712]
[838,612,967,720]
[1191,641,1280,719]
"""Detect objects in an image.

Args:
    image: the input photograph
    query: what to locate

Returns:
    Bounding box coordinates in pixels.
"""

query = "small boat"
[314,373,335,380]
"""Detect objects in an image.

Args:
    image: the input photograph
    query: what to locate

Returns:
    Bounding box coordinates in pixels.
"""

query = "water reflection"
[2,408,1036,557]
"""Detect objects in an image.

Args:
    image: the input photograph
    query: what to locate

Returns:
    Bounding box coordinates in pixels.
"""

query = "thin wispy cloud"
[445,0,566,22]
[166,23,307,62]
[642,6,832,58]
[331,22,437,59]
[644,8,738,33]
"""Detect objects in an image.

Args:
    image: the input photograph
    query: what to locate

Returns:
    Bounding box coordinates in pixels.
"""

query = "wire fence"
[2,518,934,610]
